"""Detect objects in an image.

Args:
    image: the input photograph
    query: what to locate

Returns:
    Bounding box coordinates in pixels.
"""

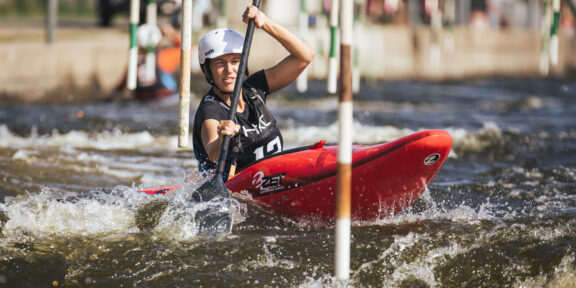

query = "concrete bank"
[0,27,129,102]
[0,25,574,103]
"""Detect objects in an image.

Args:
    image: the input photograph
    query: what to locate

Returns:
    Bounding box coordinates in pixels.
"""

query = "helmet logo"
[205,49,214,57]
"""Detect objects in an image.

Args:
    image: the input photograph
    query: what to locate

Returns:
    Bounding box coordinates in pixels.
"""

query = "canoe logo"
[424,153,441,166]
[252,171,286,195]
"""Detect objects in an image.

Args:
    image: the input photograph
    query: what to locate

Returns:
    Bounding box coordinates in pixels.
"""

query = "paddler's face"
[209,53,241,94]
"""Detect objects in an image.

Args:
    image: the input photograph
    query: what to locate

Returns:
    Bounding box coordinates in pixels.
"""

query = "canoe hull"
[225,130,452,220]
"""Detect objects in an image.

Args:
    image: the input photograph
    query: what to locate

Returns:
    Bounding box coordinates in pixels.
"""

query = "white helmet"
[198,28,245,85]
[137,24,162,48]
[198,28,244,65]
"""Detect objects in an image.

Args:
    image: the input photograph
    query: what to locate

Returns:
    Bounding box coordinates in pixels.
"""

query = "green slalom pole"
[550,0,560,66]
[327,0,339,94]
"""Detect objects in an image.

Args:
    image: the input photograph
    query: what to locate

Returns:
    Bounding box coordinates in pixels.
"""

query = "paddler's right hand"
[217,120,240,137]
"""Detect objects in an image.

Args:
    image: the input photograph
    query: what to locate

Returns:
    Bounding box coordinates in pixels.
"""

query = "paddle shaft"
[214,0,261,178]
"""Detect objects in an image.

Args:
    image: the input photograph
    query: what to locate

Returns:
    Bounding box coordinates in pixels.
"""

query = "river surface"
[0,78,575,287]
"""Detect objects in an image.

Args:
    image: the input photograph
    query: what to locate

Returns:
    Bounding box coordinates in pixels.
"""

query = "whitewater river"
[0,78,575,287]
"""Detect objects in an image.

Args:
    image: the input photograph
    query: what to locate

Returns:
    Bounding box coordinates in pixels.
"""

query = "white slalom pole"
[178,0,193,148]
[539,0,551,76]
[127,0,140,90]
[297,0,309,93]
[217,0,228,28]
[327,0,339,94]
[550,0,560,66]
[46,0,57,44]
[429,0,441,67]
[145,0,158,83]
[335,0,353,281]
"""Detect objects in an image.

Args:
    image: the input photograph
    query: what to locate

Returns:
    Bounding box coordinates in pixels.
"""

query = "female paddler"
[192,5,315,179]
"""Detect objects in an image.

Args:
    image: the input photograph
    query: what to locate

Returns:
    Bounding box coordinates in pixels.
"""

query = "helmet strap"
[200,61,216,86]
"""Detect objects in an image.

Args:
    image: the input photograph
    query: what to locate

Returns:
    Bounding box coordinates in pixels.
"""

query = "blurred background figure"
[108,22,182,103]
[97,0,181,27]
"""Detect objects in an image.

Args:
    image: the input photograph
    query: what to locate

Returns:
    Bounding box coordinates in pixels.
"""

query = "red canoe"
[140,130,452,220]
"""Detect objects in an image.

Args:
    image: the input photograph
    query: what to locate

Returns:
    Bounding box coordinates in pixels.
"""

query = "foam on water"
[1,187,138,238]
[358,184,498,228]
[358,232,464,287]
[0,179,247,242]
[0,124,177,151]
[513,253,576,288]
[1,123,506,158]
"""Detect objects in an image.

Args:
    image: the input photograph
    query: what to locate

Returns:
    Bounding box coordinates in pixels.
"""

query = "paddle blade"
[191,176,233,236]
[191,175,230,202]
[195,205,233,236]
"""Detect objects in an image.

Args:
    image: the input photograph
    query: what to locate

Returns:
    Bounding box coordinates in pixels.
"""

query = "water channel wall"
[0,26,574,102]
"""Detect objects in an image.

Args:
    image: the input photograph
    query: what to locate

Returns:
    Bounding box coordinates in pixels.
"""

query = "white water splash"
[1,187,138,238]
[367,185,497,228]
[0,181,247,241]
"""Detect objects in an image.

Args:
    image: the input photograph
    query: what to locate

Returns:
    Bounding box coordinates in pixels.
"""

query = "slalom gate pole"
[145,0,157,82]
[444,0,456,53]
[217,0,228,28]
[178,0,193,148]
[297,0,309,93]
[351,0,360,94]
[327,0,339,94]
[192,0,203,31]
[429,0,441,66]
[539,0,552,76]
[46,0,57,44]
[127,0,140,90]
[335,0,353,281]
[550,0,560,66]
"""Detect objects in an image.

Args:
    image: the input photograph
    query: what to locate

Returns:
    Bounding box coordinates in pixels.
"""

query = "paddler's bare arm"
[201,119,240,174]
[242,6,315,93]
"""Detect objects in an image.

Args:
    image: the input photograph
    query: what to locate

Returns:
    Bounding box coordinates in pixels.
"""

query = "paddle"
[191,0,262,235]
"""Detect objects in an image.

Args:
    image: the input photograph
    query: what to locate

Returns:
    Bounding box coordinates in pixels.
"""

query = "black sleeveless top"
[192,70,283,174]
